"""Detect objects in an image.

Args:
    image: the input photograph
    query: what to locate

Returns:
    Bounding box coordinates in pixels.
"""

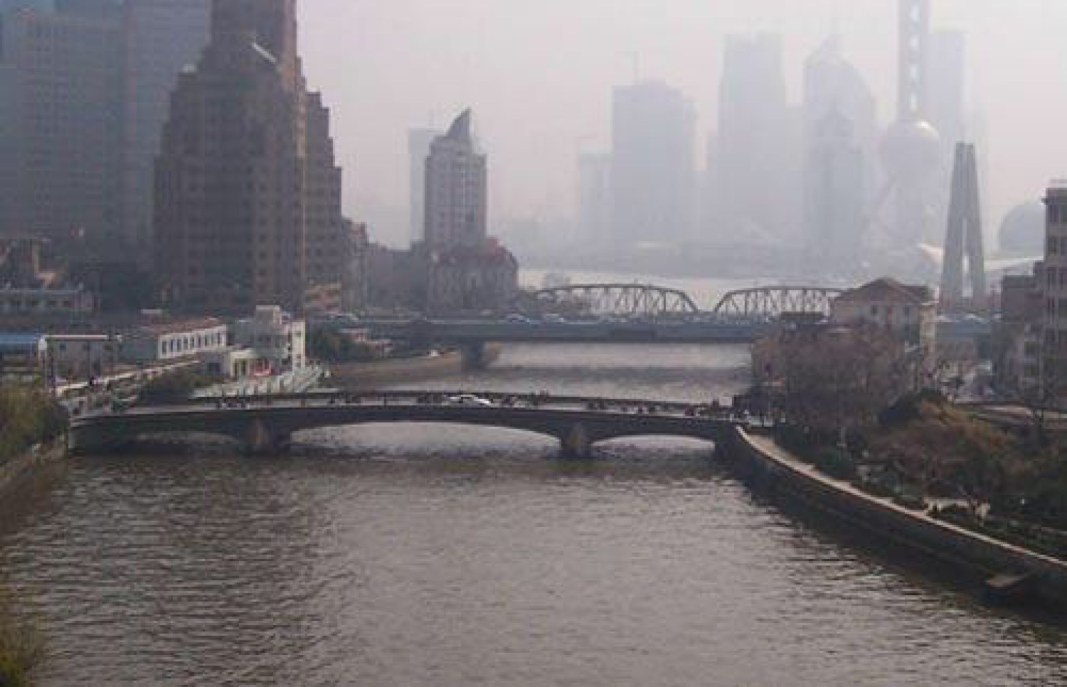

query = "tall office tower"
[0,3,123,245]
[121,0,210,260]
[423,109,516,314]
[1042,184,1067,390]
[802,36,878,268]
[408,127,440,246]
[939,143,986,313]
[877,0,943,249]
[714,34,796,243]
[155,0,346,314]
[577,152,611,246]
[610,80,694,246]
[424,110,486,250]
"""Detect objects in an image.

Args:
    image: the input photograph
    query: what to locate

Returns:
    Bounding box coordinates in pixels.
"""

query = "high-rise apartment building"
[713,34,798,243]
[154,0,345,314]
[1042,184,1067,393]
[610,80,694,246]
[424,110,486,251]
[121,0,209,259]
[408,127,440,246]
[0,3,123,244]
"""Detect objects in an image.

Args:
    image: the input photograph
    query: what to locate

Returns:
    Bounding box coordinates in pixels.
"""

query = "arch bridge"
[711,286,845,320]
[69,391,741,459]
[532,283,700,319]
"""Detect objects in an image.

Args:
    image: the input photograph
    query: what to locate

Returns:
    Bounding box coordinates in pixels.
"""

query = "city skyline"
[298,0,1067,247]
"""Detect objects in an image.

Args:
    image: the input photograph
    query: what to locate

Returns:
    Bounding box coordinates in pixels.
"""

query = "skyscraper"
[802,36,877,268]
[154,0,345,314]
[0,2,123,244]
[423,109,516,314]
[610,80,694,246]
[939,143,986,313]
[424,110,486,251]
[408,127,441,247]
[714,34,798,243]
[121,0,210,259]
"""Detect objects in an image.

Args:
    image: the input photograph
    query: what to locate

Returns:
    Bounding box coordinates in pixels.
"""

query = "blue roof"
[0,333,46,355]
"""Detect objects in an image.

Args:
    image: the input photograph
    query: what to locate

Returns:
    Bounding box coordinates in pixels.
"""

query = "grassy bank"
[0,388,66,466]
[0,587,42,687]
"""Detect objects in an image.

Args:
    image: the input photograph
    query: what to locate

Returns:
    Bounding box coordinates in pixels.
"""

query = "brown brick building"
[154,0,344,314]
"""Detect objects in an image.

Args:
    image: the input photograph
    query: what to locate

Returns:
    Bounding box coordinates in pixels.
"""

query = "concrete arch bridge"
[69,392,740,459]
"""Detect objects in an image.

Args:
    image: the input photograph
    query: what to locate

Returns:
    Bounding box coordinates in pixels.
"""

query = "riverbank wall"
[0,439,66,501]
[723,428,1067,609]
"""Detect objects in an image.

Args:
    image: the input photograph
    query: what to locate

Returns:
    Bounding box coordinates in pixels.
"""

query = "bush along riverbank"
[0,585,43,687]
[0,388,65,468]
[771,391,1067,565]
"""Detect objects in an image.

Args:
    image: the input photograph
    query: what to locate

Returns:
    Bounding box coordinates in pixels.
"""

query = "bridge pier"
[244,419,291,455]
[460,342,489,370]
[560,423,593,459]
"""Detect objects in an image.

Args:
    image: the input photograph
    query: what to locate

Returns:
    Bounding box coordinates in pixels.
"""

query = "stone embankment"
[725,428,1067,608]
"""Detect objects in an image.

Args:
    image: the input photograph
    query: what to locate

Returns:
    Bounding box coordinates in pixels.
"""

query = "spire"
[939,143,987,313]
[446,109,472,143]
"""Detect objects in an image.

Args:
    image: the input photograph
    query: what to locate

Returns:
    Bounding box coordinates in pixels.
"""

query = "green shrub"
[816,447,856,480]
[0,589,42,687]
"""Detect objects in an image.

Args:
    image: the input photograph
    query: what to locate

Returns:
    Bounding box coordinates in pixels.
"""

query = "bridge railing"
[122,389,740,417]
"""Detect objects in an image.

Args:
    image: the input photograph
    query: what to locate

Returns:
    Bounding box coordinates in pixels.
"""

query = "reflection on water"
[2,344,1067,686]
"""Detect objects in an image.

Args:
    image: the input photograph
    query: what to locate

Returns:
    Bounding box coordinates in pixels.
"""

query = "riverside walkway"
[69,390,743,458]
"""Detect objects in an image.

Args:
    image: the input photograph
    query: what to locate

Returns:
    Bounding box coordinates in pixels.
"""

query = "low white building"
[230,306,307,374]
[123,318,229,364]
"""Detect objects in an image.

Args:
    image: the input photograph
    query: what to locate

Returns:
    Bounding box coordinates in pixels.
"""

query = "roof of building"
[835,277,932,305]
[0,332,46,354]
[134,317,225,337]
[446,108,472,142]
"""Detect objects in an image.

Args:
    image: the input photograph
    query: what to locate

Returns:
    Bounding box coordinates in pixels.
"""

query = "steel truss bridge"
[711,286,845,320]
[327,284,845,346]
[533,283,701,318]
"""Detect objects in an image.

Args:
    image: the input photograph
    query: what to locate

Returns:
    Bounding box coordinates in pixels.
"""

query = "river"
[3,344,1067,686]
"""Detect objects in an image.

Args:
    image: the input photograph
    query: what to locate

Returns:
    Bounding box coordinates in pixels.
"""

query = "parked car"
[446,394,494,407]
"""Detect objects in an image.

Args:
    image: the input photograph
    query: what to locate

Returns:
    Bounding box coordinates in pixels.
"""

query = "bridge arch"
[532,283,701,319]
[711,286,844,320]
[71,404,731,459]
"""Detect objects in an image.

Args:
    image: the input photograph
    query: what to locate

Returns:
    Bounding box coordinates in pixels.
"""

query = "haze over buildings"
[300,0,1067,253]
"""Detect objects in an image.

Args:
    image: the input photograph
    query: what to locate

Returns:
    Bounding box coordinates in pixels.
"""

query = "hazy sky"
[299,0,1067,246]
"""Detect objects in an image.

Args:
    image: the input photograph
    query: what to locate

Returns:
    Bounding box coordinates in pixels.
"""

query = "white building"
[230,305,306,373]
[123,317,228,363]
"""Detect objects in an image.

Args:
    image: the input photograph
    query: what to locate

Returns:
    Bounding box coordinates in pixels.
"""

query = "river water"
[3,344,1067,686]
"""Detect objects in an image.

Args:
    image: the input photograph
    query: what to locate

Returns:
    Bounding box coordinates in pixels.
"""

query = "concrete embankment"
[0,439,66,500]
[723,428,1067,608]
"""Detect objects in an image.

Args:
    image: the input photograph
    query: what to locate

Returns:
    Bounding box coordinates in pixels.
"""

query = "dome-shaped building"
[880,119,941,179]
[998,201,1045,254]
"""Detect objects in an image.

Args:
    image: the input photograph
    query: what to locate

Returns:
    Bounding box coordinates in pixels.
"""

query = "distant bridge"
[532,283,701,318]
[711,286,845,319]
[69,391,741,459]
[321,284,845,348]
